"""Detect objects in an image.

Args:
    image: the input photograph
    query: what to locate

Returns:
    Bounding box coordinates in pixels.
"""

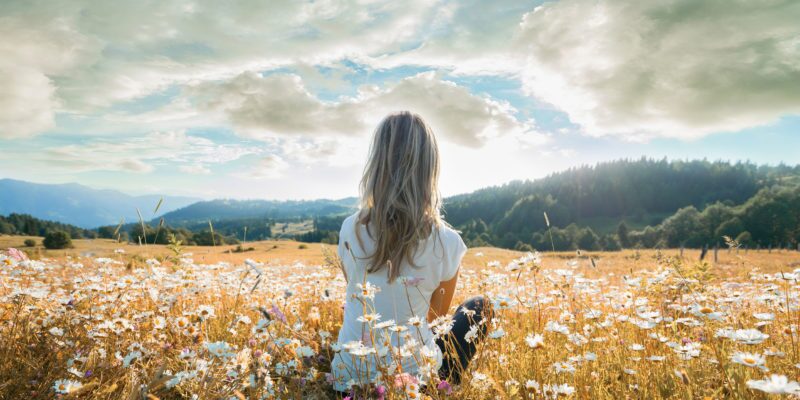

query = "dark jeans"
[435,296,490,385]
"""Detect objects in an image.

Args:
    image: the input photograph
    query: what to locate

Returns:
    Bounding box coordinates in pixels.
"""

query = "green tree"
[43,231,73,249]
[715,217,744,240]
[514,241,534,252]
[97,226,117,239]
[601,234,622,251]
[577,228,601,251]
[629,226,664,249]
[192,230,227,246]
[616,221,630,248]
[548,227,575,251]
[740,186,800,246]
[735,231,752,246]
[0,221,14,234]
[661,206,705,247]
[700,202,735,239]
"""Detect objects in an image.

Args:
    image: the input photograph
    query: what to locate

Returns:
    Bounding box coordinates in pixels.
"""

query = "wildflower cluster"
[2,246,800,399]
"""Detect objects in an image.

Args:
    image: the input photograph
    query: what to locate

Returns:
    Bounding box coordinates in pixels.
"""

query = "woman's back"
[330,210,467,391]
[329,111,486,395]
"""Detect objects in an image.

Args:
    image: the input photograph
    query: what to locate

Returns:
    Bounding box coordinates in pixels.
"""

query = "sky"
[1,0,799,200]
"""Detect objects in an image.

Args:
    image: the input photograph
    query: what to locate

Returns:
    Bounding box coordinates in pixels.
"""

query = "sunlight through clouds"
[184,70,537,148]
[514,0,800,140]
[1,0,800,197]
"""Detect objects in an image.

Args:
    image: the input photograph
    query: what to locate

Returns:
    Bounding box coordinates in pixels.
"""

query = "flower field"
[2,238,800,399]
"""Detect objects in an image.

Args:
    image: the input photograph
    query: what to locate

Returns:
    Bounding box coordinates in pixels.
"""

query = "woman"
[330,111,491,398]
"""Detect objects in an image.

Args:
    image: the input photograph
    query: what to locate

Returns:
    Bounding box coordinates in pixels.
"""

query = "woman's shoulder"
[339,210,362,234]
[435,220,466,247]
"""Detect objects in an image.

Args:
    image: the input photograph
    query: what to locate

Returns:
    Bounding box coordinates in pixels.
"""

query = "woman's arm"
[427,271,459,323]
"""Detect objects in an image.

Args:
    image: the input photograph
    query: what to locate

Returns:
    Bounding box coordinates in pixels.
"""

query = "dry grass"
[0,235,332,266]
[2,236,800,399]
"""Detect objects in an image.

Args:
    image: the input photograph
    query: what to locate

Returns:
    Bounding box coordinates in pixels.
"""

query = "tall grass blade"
[545,212,555,252]
[209,220,216,247]
[113,218,125,243]
[153,197,164,216]
[136,208,148,246]
[113,218,125,237]
[153,217,165,245]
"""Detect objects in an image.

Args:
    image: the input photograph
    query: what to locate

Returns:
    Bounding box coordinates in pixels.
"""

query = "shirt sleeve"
[337,223,346,261]
[442,230,467,282]
[337,217,351,279]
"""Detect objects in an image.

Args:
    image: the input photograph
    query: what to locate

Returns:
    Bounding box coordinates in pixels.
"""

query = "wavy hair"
[355,111,444,283]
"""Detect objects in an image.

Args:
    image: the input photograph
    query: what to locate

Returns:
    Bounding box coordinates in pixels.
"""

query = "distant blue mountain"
[0,178,200,228]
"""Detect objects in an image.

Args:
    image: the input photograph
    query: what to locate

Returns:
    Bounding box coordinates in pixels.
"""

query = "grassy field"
[0,235,333,266]
[270,220,316,239]
[2,235,800,399]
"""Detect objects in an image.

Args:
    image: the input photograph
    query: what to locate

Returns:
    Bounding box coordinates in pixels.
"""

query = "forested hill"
[156,198,358,226]
[0,213,95,239]
[444,159,800,250]
[6,159,797,251]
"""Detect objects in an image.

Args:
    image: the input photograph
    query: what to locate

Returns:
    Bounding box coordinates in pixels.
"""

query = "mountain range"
[2,158,799,251]
[0,178,199,229]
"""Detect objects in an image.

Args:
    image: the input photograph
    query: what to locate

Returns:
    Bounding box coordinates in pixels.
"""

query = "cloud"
[358,0,533,76]
[179,164,211,175]
[514,0,800,139]
[233,155,290,180]
[186,72,364,139]
[6,0,796,146]
[40,130,260,173]
[0,13,99,138]
[187,70,540,148]
[1,1,540,143]
[0,0,441,136]
[275,136,366,168]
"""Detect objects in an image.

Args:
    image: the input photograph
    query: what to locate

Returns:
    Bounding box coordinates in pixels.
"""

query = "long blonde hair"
[356,111,443,283]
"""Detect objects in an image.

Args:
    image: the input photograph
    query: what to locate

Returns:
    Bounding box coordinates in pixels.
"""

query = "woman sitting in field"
[330,111,492,398]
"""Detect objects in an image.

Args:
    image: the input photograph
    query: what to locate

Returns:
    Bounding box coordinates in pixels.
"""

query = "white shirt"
[330,210,467,392]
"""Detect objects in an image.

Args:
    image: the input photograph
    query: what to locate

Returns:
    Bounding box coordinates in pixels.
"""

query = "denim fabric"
[435,296,490,384]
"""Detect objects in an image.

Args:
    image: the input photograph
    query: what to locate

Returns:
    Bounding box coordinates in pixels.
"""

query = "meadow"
[2,235,800,399]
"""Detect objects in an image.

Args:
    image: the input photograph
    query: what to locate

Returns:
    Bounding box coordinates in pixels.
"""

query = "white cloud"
[275,136,366,168]
[187,70,540,148]
[513,0,800,139]
[0,0,441,131]
[40,130,260,173]
[4,0,797,148]
[233,155,290,180]
[118,158,155,173]
[0,13,100,138]
[186,72,363,139]
[358,0,532,76]
[179,164,211,175]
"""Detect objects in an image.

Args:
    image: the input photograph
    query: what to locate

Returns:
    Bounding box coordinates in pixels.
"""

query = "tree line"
[0,213,96,239]
[3,158,798,252]
[449,159,800,251]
